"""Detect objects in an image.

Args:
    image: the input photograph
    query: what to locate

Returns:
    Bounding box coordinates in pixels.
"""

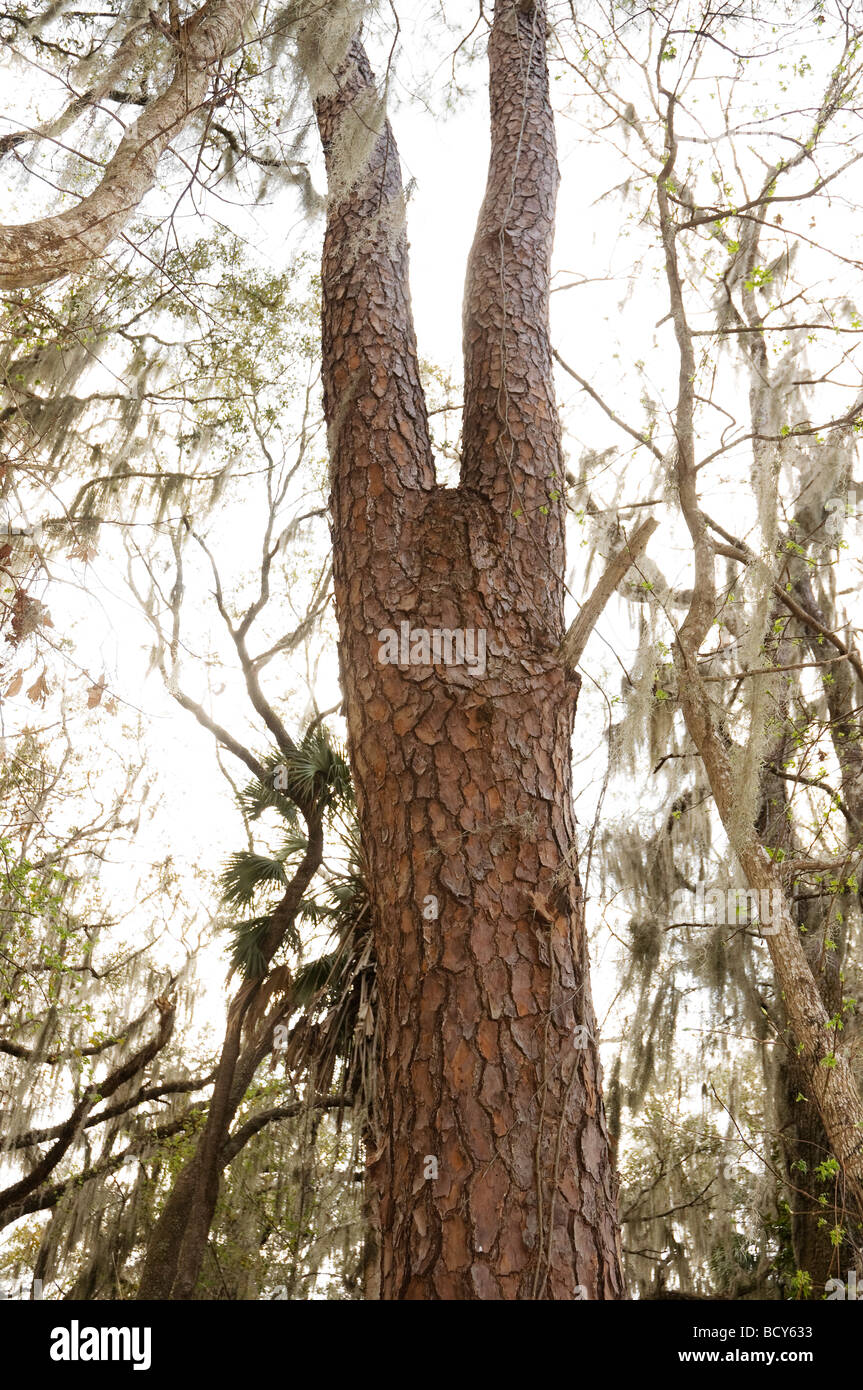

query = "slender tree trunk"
[779,554,862,1290]
[703,218,863,1288]
[676,670,863,1214]
[314,2,623,1299]
[757,709,847,1296]
[656,82,863,1222]
[137,826,323,1298]
[778,1052,846,1294]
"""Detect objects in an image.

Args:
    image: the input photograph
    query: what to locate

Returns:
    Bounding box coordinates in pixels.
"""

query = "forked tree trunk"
[314,1,623,1299]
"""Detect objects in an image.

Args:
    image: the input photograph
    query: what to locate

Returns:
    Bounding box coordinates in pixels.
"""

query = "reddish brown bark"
[315,1,623,1299]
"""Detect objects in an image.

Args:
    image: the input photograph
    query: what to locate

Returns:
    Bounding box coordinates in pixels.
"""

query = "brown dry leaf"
[528,891,555,925]
[69,541,98,563]
[86,679,106,709]
[26,671,49,705]
[9,590,53,645]
[3,670,23,697]
[244,962,293,1042]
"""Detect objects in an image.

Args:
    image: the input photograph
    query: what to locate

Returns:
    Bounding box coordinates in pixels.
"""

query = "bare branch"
[559,517,658,671]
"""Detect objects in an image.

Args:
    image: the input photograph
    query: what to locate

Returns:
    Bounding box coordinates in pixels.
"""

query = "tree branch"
[0,0,255,289]
[558,518,658,670]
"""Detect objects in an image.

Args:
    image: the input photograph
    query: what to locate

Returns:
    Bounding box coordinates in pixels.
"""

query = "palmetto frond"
[221,851,288,906]
[274,728,353,813]
[282,836,376,1105]
[227,916,270,978]
[237,749,301,825]
[220,726,376,1110]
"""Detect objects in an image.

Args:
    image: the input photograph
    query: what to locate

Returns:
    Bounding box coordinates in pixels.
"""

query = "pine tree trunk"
[314,1,623,1299]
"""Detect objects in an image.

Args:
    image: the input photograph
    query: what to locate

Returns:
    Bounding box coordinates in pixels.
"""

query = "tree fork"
[314,1,624,1299]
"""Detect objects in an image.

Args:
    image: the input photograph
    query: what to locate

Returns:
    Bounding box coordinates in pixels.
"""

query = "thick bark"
[0,0,254,290]
[461,0,566,617]
[315,2,623,1299]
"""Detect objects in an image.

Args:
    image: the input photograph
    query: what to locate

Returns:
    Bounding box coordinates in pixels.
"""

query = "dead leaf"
[244,963,293,1042]
[7,590,52,645]
[68,541,98,563]
[86,679,106,709]
[26,672,49,705]
[3,670,23,697]
[529,891,555,925]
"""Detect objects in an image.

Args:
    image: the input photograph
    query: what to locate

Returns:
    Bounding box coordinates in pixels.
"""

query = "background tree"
[558,0,863,1296]
[0,38,368,1290]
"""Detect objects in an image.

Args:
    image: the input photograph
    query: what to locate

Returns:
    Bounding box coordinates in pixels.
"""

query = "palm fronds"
[226,916,275,978]
[219,723,377,1117]
[237,750,301,825]
[273,727,353,813]
[221,851,290,906]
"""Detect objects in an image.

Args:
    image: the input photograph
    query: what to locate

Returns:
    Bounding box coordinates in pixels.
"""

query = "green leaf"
[220,852,291,906]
